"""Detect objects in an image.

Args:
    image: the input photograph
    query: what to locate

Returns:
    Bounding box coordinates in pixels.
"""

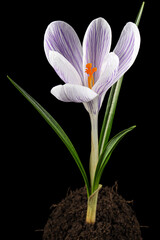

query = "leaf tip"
[135,1,145,26]
[7,75,12,82]
[130,125,136,132]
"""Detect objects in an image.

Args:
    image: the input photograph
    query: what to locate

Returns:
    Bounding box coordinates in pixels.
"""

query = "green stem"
[89,113,99,192]
[86,184,102,224]
[86,113,100,224]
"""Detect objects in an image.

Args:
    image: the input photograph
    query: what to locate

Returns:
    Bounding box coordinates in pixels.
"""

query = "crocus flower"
[44,18,140,115]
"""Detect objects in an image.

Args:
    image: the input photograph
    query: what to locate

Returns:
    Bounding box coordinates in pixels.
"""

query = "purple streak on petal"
[92,52,119,97]
[44,21,83,80]
[83,18,111,86]
[49,51,82,85]
[115,33,135,80]
[113,22,140,82]
[85,31,110,81]
[95,69,117,96]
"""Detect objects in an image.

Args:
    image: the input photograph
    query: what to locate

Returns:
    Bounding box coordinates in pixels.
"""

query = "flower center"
[85,63,97,89]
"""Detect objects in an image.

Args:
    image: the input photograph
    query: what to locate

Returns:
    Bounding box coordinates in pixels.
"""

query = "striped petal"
[51,84,98,103]
[49,51,82,85]
[113,22,140,82]
[83,18,111,86]
[44,21,83,80]
[92,52,119,96]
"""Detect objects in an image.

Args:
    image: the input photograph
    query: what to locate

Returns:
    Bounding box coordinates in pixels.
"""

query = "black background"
[2,0,157,239]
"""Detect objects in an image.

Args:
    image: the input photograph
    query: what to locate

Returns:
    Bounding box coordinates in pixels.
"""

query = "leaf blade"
[99,77,123,155]
[94,125,136,191]
[7,76,90,196]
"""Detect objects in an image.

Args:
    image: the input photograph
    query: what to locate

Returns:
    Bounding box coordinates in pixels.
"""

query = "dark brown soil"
[43,185,142,240]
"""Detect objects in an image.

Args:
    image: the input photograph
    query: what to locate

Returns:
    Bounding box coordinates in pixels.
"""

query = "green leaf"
[7,76,90,197]
[135,2,145,26]
[98,2,145,156]
[99,77,123,155]
[94,125,136,191]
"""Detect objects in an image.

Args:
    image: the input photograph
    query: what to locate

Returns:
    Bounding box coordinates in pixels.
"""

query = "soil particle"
[43,185,142,240]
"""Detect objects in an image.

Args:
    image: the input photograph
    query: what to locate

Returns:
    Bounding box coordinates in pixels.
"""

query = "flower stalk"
[86,184,102,224]
[85,112,101,224]
[89,113,99,191]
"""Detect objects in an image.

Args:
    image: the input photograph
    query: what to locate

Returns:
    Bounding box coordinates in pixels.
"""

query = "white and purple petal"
[83,17,112,86]
[51,83,98,103]
[92,52,119,96]
[49,51,82,85]
[113,22,140,82]
[44,21,83,80]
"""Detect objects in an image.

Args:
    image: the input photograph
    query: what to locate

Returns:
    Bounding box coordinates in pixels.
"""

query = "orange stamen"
[85,63,97,89]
